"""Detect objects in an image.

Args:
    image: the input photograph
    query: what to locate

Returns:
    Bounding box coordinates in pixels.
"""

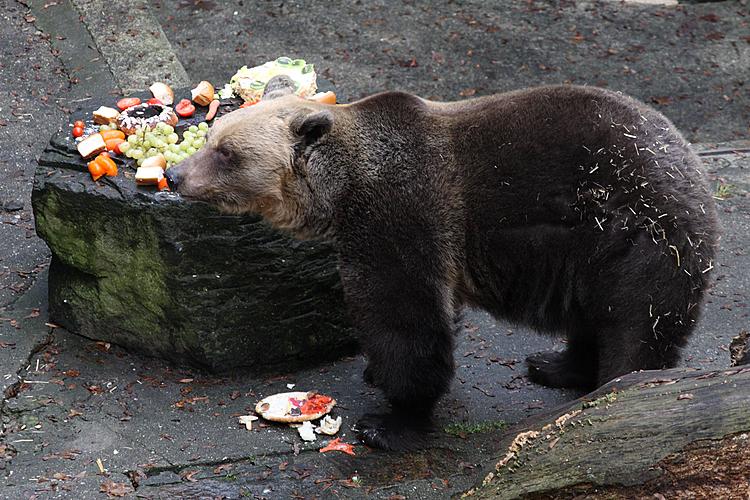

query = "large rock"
[32,94,357,373]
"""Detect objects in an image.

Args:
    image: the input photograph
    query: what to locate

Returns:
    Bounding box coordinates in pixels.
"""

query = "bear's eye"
[216,145,233,163]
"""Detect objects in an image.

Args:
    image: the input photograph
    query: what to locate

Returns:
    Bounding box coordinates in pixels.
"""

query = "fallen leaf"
[100,480,132,497]
[705,32,725,41]
[319,438,356,456]
[650,96,672,106]
[213,463,233,474]
[23,308,40,319]
[459,88,477,97]
[63,369,80,377]
[181,470,200,482]
[178,378,194,383]
[677,393,694,400]
[397,57,418,68]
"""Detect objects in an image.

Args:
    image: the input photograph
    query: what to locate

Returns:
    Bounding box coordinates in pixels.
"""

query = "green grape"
[146,148,158,157]
[188,125,198,133]
[163,125,174,135]
[130,149,143,159]
[167,133,179,144]
[198,122,209,131]
[155,140,166,150]
[183,131,194,141]
[196,129,206,138]
[179,141,190,152]
[169,144,179,152]
[127,135,138,144]
[119,142,130,153]
[186,146,196,155]
[193,138,205,149]
[136,158,144,166]
[99,125,109,132]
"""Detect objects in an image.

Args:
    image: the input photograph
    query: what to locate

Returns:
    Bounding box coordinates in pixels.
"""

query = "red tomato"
[73,120,85,129]
[175,99,195,117]
[147,98,163,105]
[105,138,125,153]
[72,126,84,138]
[117,97,141,111]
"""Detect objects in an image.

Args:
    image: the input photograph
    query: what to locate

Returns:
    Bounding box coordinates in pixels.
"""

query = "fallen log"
[464,366,750,499]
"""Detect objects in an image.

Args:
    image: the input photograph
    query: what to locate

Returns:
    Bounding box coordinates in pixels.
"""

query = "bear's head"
[166,88,334,224]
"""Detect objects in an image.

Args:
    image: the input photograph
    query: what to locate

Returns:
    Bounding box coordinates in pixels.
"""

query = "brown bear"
[166,84,719,451]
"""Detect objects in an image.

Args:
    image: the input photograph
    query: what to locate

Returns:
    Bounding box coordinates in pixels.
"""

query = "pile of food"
[69,57,336,190]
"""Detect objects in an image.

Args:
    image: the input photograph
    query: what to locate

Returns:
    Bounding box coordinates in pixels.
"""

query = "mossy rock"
[32,94,357,373]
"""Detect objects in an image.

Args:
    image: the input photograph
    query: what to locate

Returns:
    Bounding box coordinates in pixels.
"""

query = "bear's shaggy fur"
[167,85,719,451]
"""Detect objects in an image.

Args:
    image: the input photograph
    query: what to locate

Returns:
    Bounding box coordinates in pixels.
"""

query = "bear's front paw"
[354,413,432,451]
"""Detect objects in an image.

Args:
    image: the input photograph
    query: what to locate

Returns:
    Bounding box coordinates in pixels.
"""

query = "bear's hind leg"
[526,333,598,390]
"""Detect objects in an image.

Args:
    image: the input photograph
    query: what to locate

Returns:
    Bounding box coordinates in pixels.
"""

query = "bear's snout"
[164,165,183,191]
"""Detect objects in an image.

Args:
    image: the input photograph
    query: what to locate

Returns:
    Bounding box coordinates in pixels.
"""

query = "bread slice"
[77,134,107,159]
[92,106,120,125]
[135,166,164,185]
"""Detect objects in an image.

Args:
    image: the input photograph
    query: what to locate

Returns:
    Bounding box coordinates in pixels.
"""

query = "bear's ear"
[291,110,334,149]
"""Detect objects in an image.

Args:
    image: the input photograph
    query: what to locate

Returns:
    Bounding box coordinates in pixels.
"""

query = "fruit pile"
[119,122,209,169]
[69,57,336,190]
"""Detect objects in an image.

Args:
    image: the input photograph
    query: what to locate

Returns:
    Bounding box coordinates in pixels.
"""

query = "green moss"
[35,188,169,337]
[445,420,507,437]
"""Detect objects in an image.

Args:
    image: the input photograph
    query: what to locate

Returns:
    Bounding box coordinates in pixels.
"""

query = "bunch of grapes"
[119,122,208,168]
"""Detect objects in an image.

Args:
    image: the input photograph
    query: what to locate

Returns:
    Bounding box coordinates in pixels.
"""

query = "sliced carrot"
[310,91,336,105]
[100,129,125,141]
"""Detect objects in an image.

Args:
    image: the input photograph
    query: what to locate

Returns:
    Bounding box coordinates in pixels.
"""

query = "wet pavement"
[0,0,748,498]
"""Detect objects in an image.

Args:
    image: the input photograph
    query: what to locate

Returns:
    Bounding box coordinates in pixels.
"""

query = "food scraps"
[73,58,333,190]
[149,82,174,106]
[205,99,220,121]
[77,133,107,159]
[135,166,164,185]
[116,97,141,111]
[298,420,317,442]
[191,81,215,106]
[117,103,178,135]
[238,415,258,430]
[310,91,336,105]
[92,106,120,125]
[87,152,117,181]
[141,153,166,171]
[230,56,317,104]
[175,99,195,118]
[255,391,336,423]
[316,415,342,435]
[319,438,355,456]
